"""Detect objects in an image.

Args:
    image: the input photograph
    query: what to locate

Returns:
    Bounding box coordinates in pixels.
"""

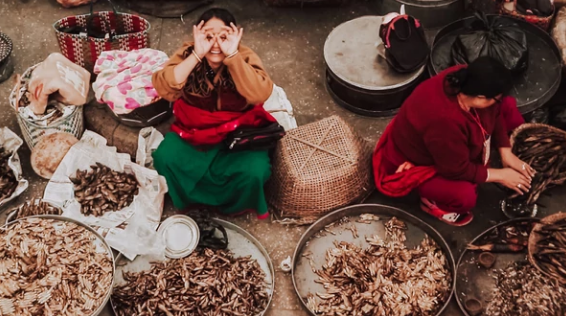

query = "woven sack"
[8,65,84,149]
[264,0,350,6]
[53,0,150,73]
[266,115,373,218]
[499,0,555,31]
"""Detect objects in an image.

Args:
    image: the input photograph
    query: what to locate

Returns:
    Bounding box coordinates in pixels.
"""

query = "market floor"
[1,0,566,315]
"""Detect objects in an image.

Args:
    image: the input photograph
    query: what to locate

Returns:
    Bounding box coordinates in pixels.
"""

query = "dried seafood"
[307,217,451,316]
[485,262,566,316]
[531,218,566,281]
[112,248,270,316]
[13,200,62,220]
[0,147,17,202]
[0,217,113,315]
[71,163,139,216]
[511,126,566,205]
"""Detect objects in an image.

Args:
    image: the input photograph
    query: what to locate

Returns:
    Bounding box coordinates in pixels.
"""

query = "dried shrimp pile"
[512,126,566,205]
[12,200,62,220]
[0,217,113,315]
[307,217,452,316]
[485,262,566,316]
[0,147,17,201]
[112,248,270,316]
[71,163,139,216]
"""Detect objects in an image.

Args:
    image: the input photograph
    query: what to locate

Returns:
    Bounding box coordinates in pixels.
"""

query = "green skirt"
[153,133,271,217]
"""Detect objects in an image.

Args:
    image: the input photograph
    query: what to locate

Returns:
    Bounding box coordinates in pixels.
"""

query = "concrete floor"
[1,0,566,315]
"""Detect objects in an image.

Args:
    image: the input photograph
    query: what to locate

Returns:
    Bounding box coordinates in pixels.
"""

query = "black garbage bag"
[451,13,529,75]
[549,103,566,131]
[525,107,549,124]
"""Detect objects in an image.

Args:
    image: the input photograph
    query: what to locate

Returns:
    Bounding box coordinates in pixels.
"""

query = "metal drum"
[429,15,562,115]
[376,0,465,28]
[324,16,426,117]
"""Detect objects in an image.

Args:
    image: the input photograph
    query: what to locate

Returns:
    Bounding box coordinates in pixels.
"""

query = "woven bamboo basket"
[510,123,566,184]
[499,0,555,31]
[264,0,351,6]
[265,115,373,218]
[528,212,566,284]
[0,32,13,83]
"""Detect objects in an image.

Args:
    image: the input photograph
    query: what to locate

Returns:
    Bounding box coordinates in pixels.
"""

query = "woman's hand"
[500,147,536,179]
[490,168,531,195]
[217,23,243,57]
[193,21,214,59]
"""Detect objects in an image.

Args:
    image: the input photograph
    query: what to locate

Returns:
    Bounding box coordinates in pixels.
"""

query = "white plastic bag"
[263,84,298,131]
[0,127,28,207]
[136,127,164,169]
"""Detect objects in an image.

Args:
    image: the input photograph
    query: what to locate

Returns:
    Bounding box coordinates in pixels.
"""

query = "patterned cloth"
[93,49,169,114]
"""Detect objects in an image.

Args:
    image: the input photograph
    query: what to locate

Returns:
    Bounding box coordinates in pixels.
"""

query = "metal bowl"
[5,198,63,225]
[292,204,456,316]
[2,214,115,316]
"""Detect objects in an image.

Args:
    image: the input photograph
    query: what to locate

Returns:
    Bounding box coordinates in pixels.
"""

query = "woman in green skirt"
[152,8,274,219]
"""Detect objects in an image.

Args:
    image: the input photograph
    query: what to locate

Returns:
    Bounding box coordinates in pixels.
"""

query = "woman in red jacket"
[373,57,535,226]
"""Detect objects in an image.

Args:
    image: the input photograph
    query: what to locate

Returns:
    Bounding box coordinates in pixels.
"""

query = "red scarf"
[373,119,436,197]
[171,99,276,146]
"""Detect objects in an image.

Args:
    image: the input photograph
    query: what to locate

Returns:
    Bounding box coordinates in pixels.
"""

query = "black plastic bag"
[451,13,529,75]
[525,107,549,124]
[549,103,566,131]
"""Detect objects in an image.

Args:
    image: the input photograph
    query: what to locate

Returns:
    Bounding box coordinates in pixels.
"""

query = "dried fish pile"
[71,163,139,216]
[306,217,452,316]
[532,218,566,281]
[0,147,17,201]
[0,217,113,315]
[112,248,270,316]
[512,126,566,205]
[485,262,566,316]
[13,200,62,220]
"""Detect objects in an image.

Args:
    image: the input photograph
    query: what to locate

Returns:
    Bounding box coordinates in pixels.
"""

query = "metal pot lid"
[324,16,425,91]
[158,215,200,259]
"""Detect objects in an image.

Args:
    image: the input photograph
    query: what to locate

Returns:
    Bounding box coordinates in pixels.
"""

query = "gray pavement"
[1,0,565,315]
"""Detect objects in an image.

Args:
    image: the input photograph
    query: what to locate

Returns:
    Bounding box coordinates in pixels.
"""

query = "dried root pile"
[532,218,566,282]
[512,126,566,205]
[0,147,17,202]
[13,200,62,220]
[112,248,270,316]
[0,217,113,315]
[71,163,139,216]
[485,262,566,316]
[307,217,452,316]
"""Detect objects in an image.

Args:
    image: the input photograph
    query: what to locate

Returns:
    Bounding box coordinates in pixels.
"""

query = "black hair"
[197,8,237,26]
[444,56,513,99]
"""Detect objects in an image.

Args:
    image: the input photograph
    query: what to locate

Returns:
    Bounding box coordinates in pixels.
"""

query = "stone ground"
[1,0,566,315]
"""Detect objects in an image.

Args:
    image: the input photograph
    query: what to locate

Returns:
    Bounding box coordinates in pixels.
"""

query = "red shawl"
[373,119,436,197]
[171,99,276,146]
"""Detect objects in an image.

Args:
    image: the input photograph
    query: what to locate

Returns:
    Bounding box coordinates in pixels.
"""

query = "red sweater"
[385,65,511,184]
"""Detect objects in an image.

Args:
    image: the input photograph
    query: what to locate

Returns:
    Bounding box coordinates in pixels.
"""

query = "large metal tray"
[110,218,275,315]
[455,218,539,316]
[292,204,456,316]
[2,214,116,316]
[429,15,562,114]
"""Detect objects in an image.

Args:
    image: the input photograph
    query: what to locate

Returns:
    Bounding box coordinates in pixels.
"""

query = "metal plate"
[324,16,425,91]
[2,214,116,316]
[292,204,455,316]
[429,15,562,114]
[110,218,275,315]
[455,218,539,316]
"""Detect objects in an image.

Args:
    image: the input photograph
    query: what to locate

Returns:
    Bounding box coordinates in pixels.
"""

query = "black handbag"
[225,122,286,151]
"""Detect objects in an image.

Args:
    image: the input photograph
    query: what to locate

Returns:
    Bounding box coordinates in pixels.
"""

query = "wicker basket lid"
[0,32,13,63]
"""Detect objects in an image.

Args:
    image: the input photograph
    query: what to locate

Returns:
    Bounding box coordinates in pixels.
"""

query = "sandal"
[420,197,474,226]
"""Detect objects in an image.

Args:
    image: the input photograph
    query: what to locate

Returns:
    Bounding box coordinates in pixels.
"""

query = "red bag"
[53,0,150,73]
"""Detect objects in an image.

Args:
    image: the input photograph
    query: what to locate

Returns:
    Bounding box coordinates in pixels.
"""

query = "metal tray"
[429,15,562,114]
[110,218,275,315]
[455,218,539,316]
[292,204,455,316]
[2,214,116,316]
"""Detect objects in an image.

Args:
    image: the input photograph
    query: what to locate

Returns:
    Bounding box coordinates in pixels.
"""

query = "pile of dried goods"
[71,163,139,216]
[485,262,566,316]
[512,126,566,205]
[0,217,113,315]
[0,147,17,201]
[112,248,270,316]
[306,217,452,316]
[12,200,62,220]
[531,218,566,281]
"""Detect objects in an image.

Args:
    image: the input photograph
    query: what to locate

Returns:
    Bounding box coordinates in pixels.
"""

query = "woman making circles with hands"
[152,8,275,219]
[373,57,535,226]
